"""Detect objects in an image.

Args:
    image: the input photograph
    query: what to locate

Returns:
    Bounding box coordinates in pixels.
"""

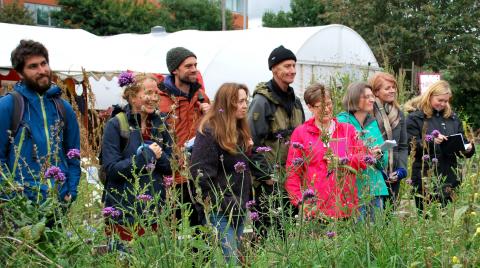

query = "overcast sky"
[248,0,291,28]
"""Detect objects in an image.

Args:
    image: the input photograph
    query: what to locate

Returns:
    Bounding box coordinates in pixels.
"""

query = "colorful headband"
[118,71,135,87]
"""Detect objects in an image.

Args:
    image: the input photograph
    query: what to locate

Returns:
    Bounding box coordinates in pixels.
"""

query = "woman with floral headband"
[285,83,367,220]
[101,72,172,250]
[406,80,475,212]
[190,82,252,265]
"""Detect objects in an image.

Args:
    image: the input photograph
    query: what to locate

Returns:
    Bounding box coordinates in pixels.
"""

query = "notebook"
[440,133,468,154]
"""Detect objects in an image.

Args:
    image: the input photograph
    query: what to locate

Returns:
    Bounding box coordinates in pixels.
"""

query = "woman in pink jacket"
[285,83,367,219]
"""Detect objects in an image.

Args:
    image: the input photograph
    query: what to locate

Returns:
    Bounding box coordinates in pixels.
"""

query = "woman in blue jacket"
[337,82,389,222]
[101,72,172,244]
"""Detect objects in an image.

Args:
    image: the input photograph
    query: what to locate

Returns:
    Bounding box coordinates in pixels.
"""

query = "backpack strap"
[8,91,25,136]
[115,112,130,140]
[52,97,67,125]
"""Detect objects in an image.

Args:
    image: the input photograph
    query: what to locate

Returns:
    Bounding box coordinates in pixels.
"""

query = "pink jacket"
[285,118,367,218]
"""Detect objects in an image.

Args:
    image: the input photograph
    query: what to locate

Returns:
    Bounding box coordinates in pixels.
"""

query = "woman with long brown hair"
[190,82,252,264]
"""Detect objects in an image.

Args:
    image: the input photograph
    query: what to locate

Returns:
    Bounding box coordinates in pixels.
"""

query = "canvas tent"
[0,23,380,110]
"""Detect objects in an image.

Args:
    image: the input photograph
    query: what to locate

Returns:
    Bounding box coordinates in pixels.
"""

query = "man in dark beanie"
[158,46,210,229]
[248,45,305,239]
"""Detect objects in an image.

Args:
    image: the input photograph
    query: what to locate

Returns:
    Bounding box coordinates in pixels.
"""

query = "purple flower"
[432,158,438,164]
[284,141,290,146]
[164,176,174,188]
[339,156,350,165]
[302,189,315,201]
[276,133,283,140]
[292,142,304,149]
[326,231,336,238]
[137,194,153,202]
[234,161,247,173]
[249,212,259,221]
[218,108,224,113]
[102,207,121,218]
[118,71,135,87]
[363,155,377,165]
[292,157,304,166]
[44,166,66,183]
[425,134,434,142]
[146,162,155,172]
[422,154,430,161]
[431,130,440,138]
[256,146,272,153]
[66,148,80,159]
[246,200,256,209]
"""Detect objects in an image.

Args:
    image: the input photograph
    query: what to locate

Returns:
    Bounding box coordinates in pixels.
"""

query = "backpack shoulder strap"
[52,97,67,123]
[8,91,25,136]
[115,112,130,140]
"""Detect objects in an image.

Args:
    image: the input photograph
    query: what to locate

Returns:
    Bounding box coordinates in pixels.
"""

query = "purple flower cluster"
[66,148,80,159]
[102,207,121,218]
[218,108,224,113]
[118,71,135,87]
[249,211,259,221]
[339,156,350,165]
[164,176,174,188]
[326,231,336,238]
[44,166,66,183]
[146,162,155,172]
[246,200,256,210]
[432,158,439,164]
[422,154,430,161]
[431,130,440,138]
[363,155,377,165]
[255,146,272,153]
[292,142,304,150]
[137,194,153,202]
[234,161,247,173]
[425,134,434,142]
[302,189,315,201]
[292,157,304,166]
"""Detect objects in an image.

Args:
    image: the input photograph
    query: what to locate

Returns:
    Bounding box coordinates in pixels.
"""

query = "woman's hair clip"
[118,71,135,87]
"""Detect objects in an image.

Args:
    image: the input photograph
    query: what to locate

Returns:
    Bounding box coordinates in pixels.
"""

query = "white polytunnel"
[0,23,380,110]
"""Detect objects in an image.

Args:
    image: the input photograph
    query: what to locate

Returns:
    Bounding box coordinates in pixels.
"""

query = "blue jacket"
[101,105,172,225]
[0,82,81,202]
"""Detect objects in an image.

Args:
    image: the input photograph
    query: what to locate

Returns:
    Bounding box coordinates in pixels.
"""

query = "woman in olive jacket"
[406,80,475,212]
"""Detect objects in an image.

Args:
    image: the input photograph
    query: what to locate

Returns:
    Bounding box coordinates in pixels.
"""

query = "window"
[24,3,61,27]
[226,0,244,13]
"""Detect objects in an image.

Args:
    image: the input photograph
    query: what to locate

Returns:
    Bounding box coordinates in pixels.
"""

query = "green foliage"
[0,0,34,25]
[262,0,327,27]
[53,0,233,35]
[157,0,233,32]
[52,0,160,35]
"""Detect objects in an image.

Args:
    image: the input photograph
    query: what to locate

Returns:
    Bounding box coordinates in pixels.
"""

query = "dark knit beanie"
[268,45,297,70]
[166,47,196,74]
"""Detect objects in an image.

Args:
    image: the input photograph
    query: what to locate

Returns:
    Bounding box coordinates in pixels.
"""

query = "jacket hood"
[162,75,201,98]
[304,117,340,135]
[253,81,280,105]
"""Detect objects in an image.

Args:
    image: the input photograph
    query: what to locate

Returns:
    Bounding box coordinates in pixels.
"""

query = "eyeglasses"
[312,102,333,109]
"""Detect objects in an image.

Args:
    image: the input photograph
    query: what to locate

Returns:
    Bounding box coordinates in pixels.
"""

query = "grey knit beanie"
[268,45,296,70]
[166,47,196,74]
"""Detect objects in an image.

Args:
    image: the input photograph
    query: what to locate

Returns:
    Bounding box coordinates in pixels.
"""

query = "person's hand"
[64,194,72,202]
[465,142,474,153]
[198,102,211,114]
[434,134,448,145]
[149,142,163,159]
[370,146,383,160]
[386,171,398,184]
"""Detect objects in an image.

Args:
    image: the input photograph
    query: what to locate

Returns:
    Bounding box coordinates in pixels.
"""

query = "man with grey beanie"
[248,45,305,238]
[158,47,211,229]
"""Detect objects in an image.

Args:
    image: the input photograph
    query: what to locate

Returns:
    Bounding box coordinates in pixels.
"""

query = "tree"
[0,1,34,25]
[157,0,233,32]
[53,0,160,35]
[262,0,327,27]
